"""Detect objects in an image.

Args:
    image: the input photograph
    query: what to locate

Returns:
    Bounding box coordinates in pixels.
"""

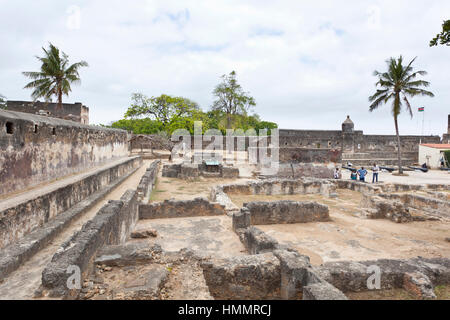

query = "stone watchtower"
[342,115,354,133]
[341,115,355,152]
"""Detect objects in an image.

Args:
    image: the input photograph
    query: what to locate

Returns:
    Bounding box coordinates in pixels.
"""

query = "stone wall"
[248,147,342,164]
[136,160,160,202]
[162,162,239,179]
[278,116,442,165]
[40,159,160,297]
[139,198,226,219]
[239,201,330,225]
[378,193,450,221]
[202,220,348,300]
[0,156,142,249]
[314,257,450,299]
[0,109,129,196]
[279,127,441,156]
[41,196,137,297]
[6,100,89,124]
[272,163,335,179]
[201,253,282,300]
[220,178,336,198]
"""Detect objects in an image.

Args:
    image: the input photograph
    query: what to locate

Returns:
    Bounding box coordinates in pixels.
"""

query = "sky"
[0,0,449,136]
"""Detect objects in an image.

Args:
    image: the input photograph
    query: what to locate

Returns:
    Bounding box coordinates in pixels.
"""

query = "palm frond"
[22,43,88,104]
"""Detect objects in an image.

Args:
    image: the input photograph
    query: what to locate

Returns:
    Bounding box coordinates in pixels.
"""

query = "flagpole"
[422,108,425,136]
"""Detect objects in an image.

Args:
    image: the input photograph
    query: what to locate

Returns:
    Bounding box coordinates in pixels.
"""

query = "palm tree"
[369,56,434,174]
[23,43,88,109]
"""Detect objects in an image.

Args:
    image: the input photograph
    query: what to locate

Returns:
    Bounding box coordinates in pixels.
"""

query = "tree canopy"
[110,92,277,136]
[430,20,450,47]
[211,71,256,129]
[23,43,88,108]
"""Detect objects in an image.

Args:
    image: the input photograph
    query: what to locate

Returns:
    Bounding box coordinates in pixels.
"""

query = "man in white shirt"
[372,163,380,183]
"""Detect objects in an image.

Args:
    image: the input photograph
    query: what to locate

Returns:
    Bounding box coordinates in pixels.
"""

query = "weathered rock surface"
[201,253,281,300]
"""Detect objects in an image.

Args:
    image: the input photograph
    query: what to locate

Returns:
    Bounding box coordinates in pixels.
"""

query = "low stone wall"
[0,156,142,249]
[201,252,282,300]
[243,201,330,225]
[359,195,413,223]
[237,226,281,255]
[333,180,382,194]
[39,160,161,297]
[223,211,348,300]
[314,257,450,299]
[0,167,139,280]
[248,147,342,164]
[201,245,348,300]
[211,178,336,215]
[274,163,335,179]
[139,198,226,220]
[379,193,450,221]
[136,160,160,202]
[162,162,239,179]
[221,178,336,197]
[41,190,141,298]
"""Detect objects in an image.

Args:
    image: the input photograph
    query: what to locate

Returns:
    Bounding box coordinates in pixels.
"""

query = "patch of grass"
[435,285,450,300]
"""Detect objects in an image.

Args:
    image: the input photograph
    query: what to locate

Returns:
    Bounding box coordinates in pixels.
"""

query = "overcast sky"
[0,0,449,135]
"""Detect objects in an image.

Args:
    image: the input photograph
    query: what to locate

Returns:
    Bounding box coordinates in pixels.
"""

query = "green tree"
[369,56,434,174]
[211,71,256,130]
[124,93,201,133]
[23,43,88,109]
[430,20,450,47]
[110,118,163,134]
[0,94,6,109]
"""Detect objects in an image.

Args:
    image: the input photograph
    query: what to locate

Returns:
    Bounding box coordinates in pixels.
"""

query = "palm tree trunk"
[394,116,403,174]
[57,87,63,110]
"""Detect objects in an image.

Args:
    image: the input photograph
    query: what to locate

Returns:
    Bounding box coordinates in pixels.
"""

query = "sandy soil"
[229,189,450,265]
[0,161,151,300]
[134,216,246,258]
[347,285,450,300]
[150,162,253,202]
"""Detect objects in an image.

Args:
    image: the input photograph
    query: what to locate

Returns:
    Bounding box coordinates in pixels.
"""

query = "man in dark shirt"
[357,167,368,182]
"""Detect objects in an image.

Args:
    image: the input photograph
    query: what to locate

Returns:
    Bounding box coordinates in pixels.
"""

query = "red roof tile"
[421,144,450,149]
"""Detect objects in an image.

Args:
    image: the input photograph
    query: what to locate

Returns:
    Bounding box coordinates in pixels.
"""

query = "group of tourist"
[334,163,380,183]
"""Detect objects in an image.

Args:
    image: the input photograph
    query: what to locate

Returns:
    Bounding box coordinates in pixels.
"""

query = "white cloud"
[0,0,449,136]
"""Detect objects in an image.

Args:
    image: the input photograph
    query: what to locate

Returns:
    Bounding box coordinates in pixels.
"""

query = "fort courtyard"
[1,1,449,307]
[0,107,449,300]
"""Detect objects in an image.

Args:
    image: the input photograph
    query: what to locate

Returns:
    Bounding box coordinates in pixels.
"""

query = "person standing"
[334,167,341,179]
[357,167,368,182]
[372,163,380,183]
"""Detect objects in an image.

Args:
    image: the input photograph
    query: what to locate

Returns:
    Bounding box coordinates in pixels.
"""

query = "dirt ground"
[346,285,450,300]
[150,162,253,202]
[228,189,450,265]
[134,216,246,258]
